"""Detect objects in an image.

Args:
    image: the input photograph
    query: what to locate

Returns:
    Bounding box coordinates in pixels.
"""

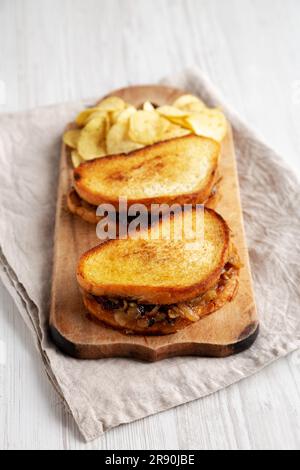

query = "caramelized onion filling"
[91,245,241,328]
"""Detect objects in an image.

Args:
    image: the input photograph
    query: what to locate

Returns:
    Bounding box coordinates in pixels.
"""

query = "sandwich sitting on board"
[68,135,221,223]
[77,208,241,335]
[63,94,227,224]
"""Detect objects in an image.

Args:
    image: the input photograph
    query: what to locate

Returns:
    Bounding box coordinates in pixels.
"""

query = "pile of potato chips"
[63,94,227,167]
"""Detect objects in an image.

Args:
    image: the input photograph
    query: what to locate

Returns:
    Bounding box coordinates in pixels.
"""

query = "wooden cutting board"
[50,85,258,361]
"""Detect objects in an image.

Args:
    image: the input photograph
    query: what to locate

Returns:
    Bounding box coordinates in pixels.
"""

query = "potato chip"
[110,110,120,125]
[182,101,207,113]
[157,105,190,118]
[86,109,108,123]
[63,129,81,149]
[155,106,191,128]
[161,123,191,141]
[113,106,136,124]
[107,121,144,155]
[86,113,110,132]
[185,109,227,142]
[172,94,206,112]
[96,96,126,112]
[78,115,107,160]
[71,150,85,168]
[86,110,111,137]
[71,94,227,162]
[76,107,100,127]
[143,101,155,111]
[129,111,169,145]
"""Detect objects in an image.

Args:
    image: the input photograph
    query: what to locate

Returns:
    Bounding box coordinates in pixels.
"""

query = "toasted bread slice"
[67,188,131,235]
[82,262,239,335]
[67,189,101,224]
[68,180,220,225]
[77,208,230,305]
[73,135,220,208]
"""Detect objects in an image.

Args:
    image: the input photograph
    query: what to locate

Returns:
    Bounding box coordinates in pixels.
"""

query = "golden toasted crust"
[82,267,239,335]
[77,208,230,305]
[73,135,220,208]
[67,189,101,224]
[68,182,220,225]
[205,190,219,209]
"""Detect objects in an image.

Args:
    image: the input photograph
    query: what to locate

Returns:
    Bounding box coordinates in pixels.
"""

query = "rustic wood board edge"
[49,322,259,361]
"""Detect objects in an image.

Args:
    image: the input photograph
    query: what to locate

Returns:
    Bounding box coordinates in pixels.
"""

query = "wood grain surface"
[50,85,258,360]
[1,0,300,450]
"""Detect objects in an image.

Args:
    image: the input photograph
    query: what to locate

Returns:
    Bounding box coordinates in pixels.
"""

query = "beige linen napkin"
[1,68,300,442]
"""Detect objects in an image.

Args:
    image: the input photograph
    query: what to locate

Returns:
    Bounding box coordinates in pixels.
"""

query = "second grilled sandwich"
[77,207,241,335]
[68,135,221,224]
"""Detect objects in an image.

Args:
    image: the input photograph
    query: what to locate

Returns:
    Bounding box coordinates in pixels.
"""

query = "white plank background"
[1,0,300,450]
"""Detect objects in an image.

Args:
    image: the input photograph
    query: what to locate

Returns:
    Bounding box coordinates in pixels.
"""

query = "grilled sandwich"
[68,135,221,223]
[77,207,241,335]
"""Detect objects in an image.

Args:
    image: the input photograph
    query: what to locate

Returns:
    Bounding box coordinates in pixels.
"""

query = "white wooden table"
[1,0,300,450]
